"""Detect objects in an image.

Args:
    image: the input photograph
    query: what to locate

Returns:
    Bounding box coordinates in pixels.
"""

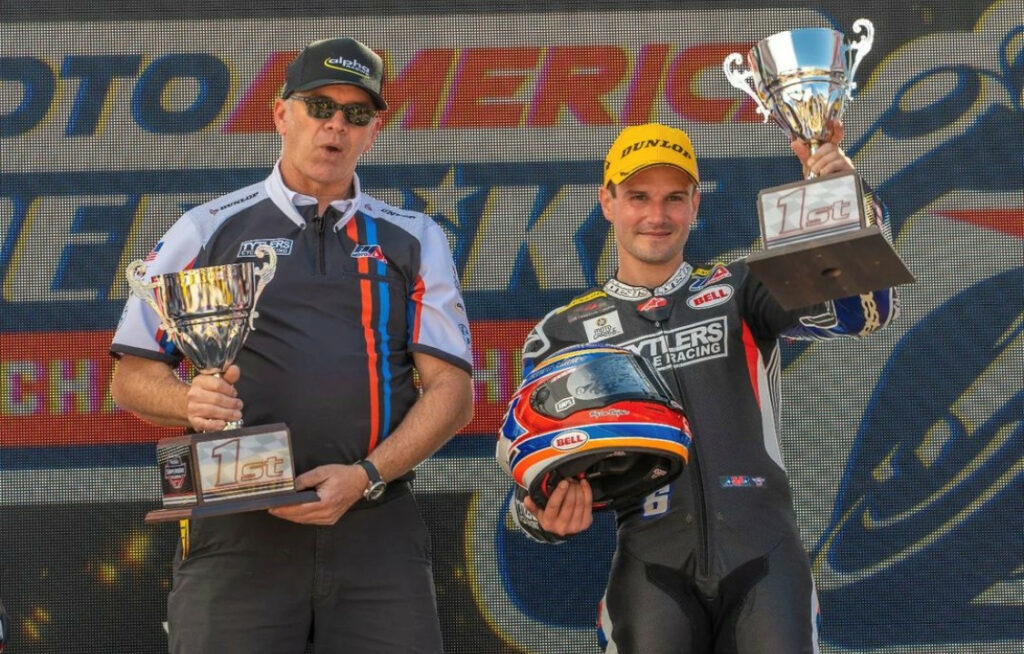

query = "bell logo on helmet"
[553,430,589,451]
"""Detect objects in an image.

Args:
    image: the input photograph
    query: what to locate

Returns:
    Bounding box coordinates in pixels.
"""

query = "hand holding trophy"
[126,245,318,523]
[723,19,914,309]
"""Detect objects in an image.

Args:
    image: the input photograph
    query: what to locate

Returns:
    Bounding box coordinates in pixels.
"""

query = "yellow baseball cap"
[603,123,699,187]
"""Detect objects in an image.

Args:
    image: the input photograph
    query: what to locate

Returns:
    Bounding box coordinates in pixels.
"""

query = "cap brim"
[285,79,388,110]
[615,162,699,186]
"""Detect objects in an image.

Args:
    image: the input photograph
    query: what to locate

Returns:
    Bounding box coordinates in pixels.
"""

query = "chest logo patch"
[583,311,624,342]
[689,264,731,291]
[144,241,164,262]
[352,244,388,264]
[237,238,293,257]
[687,284,734,310]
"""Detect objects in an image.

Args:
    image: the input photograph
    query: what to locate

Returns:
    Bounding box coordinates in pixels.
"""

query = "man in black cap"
[110,36,473,653]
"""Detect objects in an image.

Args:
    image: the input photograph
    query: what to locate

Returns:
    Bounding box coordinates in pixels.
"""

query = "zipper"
[310,211,327,275]
[655,317,710,577]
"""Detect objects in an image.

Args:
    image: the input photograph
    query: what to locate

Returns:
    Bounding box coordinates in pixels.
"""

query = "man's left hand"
[268,463,365,525]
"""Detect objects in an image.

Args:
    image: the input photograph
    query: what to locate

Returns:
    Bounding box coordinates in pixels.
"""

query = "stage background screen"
[1,1,1021,652]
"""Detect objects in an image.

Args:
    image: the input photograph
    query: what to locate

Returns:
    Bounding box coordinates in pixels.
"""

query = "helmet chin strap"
[535,451,680,511]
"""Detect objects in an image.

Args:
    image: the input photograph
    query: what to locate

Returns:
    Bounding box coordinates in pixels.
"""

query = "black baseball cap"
[282,37,388,110]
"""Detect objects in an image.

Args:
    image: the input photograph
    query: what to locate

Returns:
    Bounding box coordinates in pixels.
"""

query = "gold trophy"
[723,19,914,309]
[126,246,318,522]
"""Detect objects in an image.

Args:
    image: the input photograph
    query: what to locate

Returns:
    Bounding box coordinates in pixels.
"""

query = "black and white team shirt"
[111,165,473,472]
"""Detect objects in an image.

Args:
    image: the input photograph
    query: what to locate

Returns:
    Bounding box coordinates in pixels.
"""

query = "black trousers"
[167,487,443,654]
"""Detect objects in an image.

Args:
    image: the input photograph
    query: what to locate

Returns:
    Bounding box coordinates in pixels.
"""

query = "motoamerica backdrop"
[0,1,1021,652]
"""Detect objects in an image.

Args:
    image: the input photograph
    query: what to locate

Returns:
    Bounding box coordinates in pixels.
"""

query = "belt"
[349,480,412,511]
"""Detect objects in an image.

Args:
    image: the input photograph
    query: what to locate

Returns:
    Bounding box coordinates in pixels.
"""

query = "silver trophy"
[126,246,317,522]
[126,246,277,398]
[723,20,914,309]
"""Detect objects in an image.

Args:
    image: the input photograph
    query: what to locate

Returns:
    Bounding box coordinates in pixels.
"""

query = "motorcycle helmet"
[497,343,692,510]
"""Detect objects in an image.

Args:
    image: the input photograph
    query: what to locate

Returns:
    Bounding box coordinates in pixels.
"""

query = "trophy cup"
[723,19,914,309]
[126,245,319,523]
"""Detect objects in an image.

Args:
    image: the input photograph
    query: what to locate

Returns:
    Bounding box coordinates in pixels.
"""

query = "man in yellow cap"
[499,122,899,653]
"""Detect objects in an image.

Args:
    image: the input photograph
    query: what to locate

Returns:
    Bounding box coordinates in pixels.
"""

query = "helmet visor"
[530,351,676,420]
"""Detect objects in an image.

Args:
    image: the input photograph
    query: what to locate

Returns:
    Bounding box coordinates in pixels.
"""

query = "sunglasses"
[289,95,378,126]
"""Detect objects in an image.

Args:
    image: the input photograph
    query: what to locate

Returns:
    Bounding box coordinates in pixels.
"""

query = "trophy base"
[149,422,319,524]
[145,489,320,523]
[745,225,915,310]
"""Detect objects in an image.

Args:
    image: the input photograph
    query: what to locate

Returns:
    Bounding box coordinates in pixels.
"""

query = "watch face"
[366,481,386,501]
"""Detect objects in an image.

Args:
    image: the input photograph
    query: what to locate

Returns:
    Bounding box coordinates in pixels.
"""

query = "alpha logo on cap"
[324,56,372,78]
[283,37,388,110]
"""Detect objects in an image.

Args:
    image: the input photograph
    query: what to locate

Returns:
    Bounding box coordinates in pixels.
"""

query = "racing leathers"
[510,206,898,653]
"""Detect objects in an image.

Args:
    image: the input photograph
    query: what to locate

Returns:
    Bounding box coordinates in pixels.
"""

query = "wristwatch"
[356,459,387,501]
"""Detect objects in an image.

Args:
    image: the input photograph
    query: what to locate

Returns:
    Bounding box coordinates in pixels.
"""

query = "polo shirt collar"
[268,161,363,231]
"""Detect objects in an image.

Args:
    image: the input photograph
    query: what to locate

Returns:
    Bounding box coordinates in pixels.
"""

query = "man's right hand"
[186,364,243,432]
[523,478,594,538]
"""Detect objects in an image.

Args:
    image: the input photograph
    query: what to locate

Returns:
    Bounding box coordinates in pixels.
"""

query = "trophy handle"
[722,53,772,122]
[248,244,278,330]
[126,260,179,338]
[846,19,875,98]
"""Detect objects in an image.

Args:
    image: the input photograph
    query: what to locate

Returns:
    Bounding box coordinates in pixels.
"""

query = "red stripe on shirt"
[347,219,381,450]
[410,275,426,343]
[740,321,761,407]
